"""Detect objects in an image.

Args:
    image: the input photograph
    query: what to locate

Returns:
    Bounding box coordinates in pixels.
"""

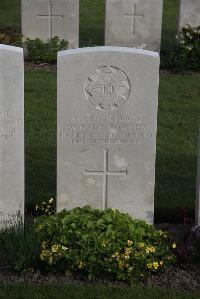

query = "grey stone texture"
[179,0,200,30]
[196,128,200,226]
[57,46,160,224]
[22,0,79,48]
[105,0,163,52]
[0,45,24,230]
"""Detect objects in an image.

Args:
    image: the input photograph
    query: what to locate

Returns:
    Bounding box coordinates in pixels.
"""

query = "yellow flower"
[51,244,59,253]
[125,247,132,255]
[172,243,176,249]
[147,263,153,269]
[112,252,119,258]
[160,261,164,266]
[127,240,133,246]
[101,240,107,247]
[41,241,46,249]
[146,246,156,254]
[40,249,49,258]
[153,262,159,270]
[78,261,85,269]
[138,242,145,248]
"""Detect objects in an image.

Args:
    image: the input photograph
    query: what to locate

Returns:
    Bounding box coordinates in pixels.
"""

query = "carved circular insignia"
[84,66,131,111]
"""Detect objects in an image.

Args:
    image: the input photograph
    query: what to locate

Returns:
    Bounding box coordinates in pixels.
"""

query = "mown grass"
[0,284,200,299]
[156,72,200,221]
[0,0,21,32]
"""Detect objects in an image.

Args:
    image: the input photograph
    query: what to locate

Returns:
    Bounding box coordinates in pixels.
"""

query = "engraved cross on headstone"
[37,1,64,39]
[84,149,128,210]
[124,4,144,35]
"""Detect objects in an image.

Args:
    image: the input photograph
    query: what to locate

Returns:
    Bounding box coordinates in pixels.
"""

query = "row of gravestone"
[21,0,200,52]
[0,44,199,230]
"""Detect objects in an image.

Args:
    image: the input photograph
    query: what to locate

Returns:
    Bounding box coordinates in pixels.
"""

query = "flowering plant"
[35,198,55,216]
[35,206,176,283]
[176,25,200,70]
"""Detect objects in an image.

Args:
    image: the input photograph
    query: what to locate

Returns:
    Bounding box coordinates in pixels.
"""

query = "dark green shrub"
[0,27,22,46]
[161,26,200,71]
[35,206,176,283]
[176,25,200,70]
[25,36,68,63]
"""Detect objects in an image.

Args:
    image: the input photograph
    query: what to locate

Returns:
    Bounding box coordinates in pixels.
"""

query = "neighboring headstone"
[0,45,24,230]
[57,46,160,224]
[196,128,200,226]
[105,0,163,52]
[22,0,79,48]
[179,0,200,30]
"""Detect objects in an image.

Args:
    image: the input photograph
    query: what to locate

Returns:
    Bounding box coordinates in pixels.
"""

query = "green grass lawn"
[1,284,200,299]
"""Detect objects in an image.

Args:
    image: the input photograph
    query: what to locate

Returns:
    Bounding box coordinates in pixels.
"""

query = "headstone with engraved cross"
[0,45,24,230]
[105,0,163,52]
[57,46,160,224]
[22,0,79,48]
[178,0,200,31]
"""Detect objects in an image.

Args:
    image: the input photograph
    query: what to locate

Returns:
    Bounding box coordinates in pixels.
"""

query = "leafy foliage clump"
[0,27,22,46]
[176,25,200,70]
[162,26,200,71]
[35,206,176,283]
[25,36,68,63]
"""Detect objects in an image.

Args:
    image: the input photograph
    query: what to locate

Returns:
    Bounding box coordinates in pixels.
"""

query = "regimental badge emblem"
[84,66,131,111]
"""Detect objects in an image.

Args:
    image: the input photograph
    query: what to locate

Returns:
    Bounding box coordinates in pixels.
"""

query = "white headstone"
[0,45,24,230]
[57,47,160,224]
[105,0,163,52]
[179,0,200,30]
[22,0,79,48]
[196,128,200,226]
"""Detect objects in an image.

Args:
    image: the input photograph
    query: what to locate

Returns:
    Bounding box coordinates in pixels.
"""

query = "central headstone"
[105,0,163,52]
[0,45,24,230]
[57,47,160,224]
[22,0,79,48]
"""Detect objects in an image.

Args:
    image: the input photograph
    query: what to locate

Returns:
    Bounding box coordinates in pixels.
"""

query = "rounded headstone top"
[0,44,23,53]
[58,46,159,58]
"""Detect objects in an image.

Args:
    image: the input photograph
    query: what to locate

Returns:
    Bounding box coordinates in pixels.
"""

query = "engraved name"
[59,114,153,145]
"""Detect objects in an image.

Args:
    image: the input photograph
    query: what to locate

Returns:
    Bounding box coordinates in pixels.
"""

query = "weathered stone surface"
[105,0,163,52]
[0,45,24,230]
[179,0,200,30]
[22,0,79,48]
[196,129,200,226]
[57,47,159,224]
